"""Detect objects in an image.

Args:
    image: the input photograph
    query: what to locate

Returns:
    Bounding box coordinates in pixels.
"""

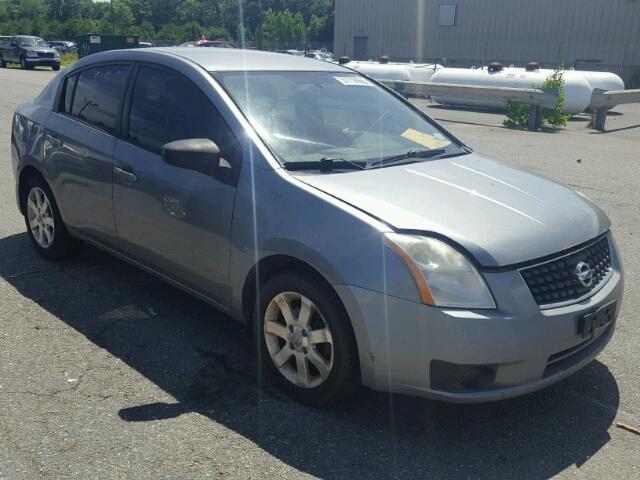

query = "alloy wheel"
[27,187,55,249]
[263,291,334,388]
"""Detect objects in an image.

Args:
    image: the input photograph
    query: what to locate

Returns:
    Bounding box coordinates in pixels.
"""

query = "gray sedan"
[10,48,623,405]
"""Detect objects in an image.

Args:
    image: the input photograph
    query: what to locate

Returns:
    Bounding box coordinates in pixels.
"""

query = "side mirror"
[162,138,222,177]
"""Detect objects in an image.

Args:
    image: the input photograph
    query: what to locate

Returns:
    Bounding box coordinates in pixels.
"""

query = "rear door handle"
[114,166,138,185]
[46,134,63,148]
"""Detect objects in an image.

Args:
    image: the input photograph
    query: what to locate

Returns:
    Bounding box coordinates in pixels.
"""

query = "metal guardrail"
[382,80,640,132]
[590,89,640,132]
[381,80,559,131]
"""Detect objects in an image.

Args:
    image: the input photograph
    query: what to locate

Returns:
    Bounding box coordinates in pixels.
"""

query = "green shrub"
[60,52,78,69]
[503,102,531,128]
[504,66,571,129]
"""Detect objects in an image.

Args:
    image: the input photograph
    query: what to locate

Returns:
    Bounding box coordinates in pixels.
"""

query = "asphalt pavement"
[0,67,638,479]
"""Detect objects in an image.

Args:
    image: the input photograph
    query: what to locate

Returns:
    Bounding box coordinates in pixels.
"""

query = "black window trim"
[60,72,78,116]
[120,62,139,142]
[54,61,134,137]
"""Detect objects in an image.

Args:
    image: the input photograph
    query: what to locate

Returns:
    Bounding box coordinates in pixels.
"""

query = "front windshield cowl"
[214,71,461,170]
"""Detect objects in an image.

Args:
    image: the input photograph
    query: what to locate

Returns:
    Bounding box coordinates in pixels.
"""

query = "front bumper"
[336,237,624,403]
[25,57,60,67]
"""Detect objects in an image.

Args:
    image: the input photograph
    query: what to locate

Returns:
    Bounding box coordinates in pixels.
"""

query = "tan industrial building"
[334,0,640,85]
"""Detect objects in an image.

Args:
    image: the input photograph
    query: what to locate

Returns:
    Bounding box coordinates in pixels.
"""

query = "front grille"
[520,237,612,306]
[37,51,54,58]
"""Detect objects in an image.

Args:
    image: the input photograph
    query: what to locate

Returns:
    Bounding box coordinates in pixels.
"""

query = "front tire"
[255,271,359,406]
[22,175,77,259]
[0,55,6,68]
[20,56,28,69]
[52,63,60,71]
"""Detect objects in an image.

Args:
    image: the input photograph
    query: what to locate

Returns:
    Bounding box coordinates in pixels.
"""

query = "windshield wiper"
[283,157,367,172]
[370,149,447,167]
[428,151,471,160]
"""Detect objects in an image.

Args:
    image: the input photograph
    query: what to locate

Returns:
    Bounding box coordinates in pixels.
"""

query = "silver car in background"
[11,48,623,405]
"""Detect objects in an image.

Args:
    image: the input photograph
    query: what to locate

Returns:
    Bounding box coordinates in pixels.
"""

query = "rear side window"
[127,65,240,164]
[70,65,131,134]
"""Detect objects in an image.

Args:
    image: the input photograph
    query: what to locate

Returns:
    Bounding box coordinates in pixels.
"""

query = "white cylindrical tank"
[547,70,624,109]
[347,61,411,81]
[402,63,443,82]
[505,66,625,109]
[531,69,624,93]
[429,67,592,114]
[345,61,443,83]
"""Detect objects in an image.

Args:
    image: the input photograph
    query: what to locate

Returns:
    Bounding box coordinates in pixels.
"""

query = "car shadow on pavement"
[0,232,620,479]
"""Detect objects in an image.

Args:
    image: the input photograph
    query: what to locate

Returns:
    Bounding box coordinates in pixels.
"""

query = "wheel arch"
[17,165,45,215]
[241,254,339,322]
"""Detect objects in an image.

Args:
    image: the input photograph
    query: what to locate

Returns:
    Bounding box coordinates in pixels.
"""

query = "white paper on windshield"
[401,129,451,149]
[334,76,372,86]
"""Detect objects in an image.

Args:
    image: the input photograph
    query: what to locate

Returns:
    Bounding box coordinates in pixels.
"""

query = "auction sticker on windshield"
[334,76,372,86]
[401,128,451,149]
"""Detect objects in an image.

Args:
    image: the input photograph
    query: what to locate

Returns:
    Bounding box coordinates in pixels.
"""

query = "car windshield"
[18,37,48,47]
[215,71,459,167]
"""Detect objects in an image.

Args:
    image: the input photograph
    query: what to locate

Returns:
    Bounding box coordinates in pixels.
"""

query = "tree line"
[0,0,334,49]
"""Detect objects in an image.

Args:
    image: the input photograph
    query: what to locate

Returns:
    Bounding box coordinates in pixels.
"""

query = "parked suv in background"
[0,35,60,70]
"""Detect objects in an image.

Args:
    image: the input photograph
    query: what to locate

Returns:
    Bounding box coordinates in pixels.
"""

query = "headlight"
[384,233,496,309]
[26,51,38,57]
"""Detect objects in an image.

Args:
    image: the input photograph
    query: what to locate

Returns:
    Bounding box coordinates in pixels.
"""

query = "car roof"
[140,47,347,72]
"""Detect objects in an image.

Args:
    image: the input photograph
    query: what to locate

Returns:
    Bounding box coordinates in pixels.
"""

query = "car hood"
[295,153,610,267]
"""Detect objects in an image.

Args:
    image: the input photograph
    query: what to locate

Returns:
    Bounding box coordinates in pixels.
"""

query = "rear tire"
[254,270,359,406]
[22,175,78,259]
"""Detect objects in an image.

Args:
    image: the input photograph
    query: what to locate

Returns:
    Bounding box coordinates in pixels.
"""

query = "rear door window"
[70,65,131,134]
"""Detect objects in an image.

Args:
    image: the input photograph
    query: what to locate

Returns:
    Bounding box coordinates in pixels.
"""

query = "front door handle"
[114,166,138,185]
[46,134,63,148]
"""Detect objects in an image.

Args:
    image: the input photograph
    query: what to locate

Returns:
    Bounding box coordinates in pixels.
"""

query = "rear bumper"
[336,236,624,403]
